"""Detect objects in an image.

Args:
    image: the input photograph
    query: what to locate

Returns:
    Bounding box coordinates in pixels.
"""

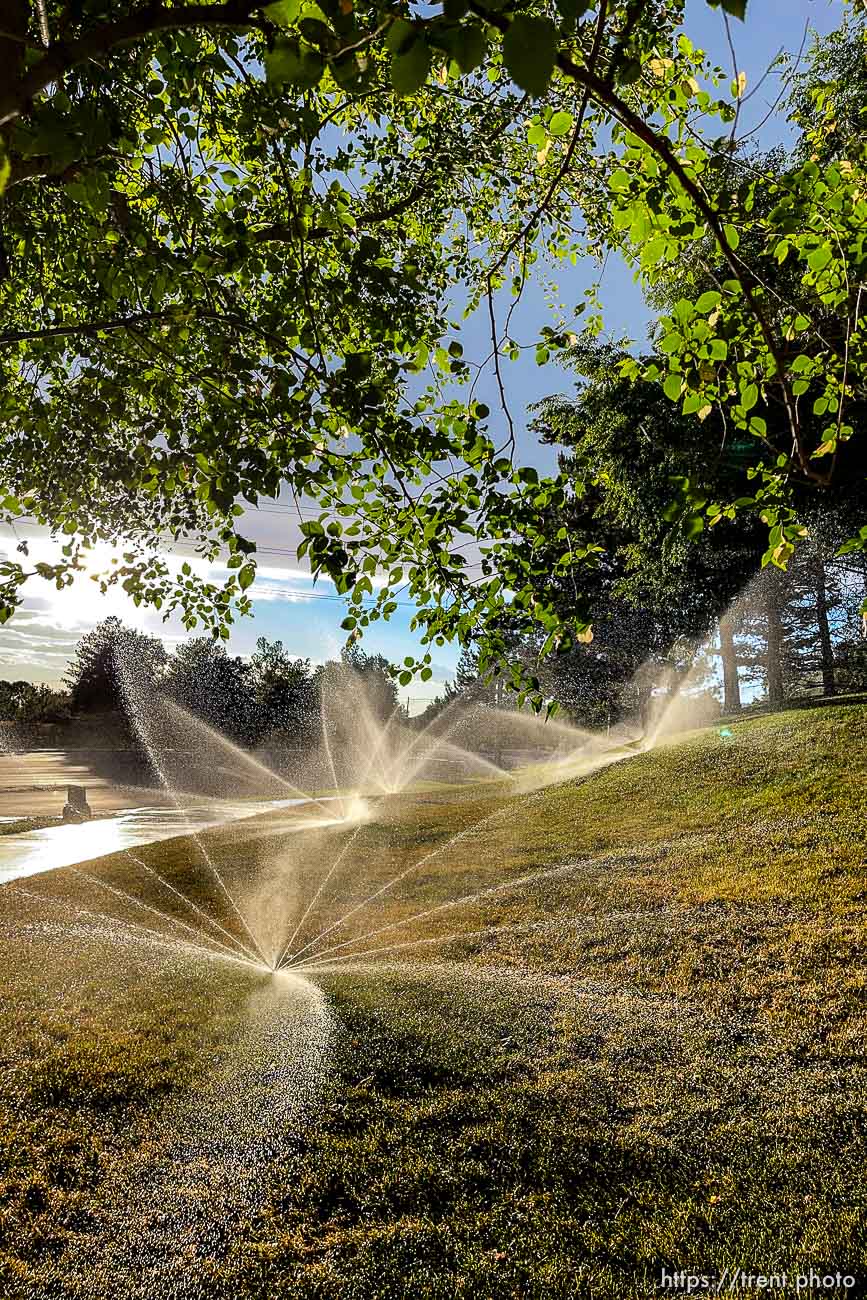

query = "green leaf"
[807,244,832,273]
[740,382,758,412]
[548,110,573,137]
[682,515,704,539]
[392,39,431,96]
[386,18,415,54]
[640,237,666,268]
[264,0,301,25]
[695,290,721,312]
[556,0,590,16]
[453,24,486,74]
[238,564,256,590]
[265,38,325,87]
[663,374,682,401]
[723,223,740,251]
[617,59,642,86]
[502,16,558,97]
[708,0,747,17]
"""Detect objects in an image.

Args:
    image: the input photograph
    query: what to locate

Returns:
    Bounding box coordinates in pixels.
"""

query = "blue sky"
[0,0,846,709]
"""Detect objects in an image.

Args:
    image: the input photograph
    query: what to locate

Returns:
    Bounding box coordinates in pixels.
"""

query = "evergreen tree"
[778,549,846,698]
[65,617,167,714]
[534,344,766,726]
[162,638,253,742]
[339,645,400,722]
[248,639,317,744]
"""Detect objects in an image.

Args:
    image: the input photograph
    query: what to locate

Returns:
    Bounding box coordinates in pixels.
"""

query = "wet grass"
[0,813,119,836]
[0,816,62,835]
[0,702,864,1296]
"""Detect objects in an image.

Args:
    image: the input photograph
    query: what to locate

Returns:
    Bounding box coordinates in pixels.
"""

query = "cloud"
[0,520,403,685]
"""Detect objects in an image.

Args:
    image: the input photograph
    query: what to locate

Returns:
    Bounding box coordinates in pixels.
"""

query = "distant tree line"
[0,680,71,724]
[0,618,399,750]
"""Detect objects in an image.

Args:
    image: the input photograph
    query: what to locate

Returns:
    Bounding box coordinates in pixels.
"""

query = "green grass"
[0,703,865,1297]
[0,816,61,835]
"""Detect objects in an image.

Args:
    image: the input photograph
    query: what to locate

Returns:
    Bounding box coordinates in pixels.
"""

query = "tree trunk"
[719,614,741,713]
[814,554,836,697]
[764,574,785,707]
[765,573,784,709]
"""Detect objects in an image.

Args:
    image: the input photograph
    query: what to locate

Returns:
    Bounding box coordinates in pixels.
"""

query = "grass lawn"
[0,703,864,1297]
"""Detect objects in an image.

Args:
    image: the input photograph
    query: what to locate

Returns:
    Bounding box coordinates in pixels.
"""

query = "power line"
[0,528,419,608]
[1,520,484,573]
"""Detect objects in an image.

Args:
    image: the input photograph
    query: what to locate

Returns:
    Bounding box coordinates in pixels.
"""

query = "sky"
[0,0,847,711]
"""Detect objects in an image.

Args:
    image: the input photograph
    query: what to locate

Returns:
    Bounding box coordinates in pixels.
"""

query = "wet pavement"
[0,797,318,885]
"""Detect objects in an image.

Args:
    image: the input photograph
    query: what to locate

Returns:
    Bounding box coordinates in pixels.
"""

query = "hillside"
[0,703,864,1297]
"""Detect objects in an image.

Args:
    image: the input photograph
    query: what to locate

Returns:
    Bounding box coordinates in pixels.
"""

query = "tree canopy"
[63,615,168,711]
[1,0,866,710]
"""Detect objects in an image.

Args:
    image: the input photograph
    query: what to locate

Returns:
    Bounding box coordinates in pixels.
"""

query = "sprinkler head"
[341,795,371,826]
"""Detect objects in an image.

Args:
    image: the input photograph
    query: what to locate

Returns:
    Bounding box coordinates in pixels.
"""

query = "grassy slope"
[0,704,864,1297]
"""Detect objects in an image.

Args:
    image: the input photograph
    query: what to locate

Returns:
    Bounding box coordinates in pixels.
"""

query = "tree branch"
[469,1,819,485]
[0,0,268,126]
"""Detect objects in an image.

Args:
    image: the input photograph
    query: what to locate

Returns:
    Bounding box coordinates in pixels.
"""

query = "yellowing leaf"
[813,440,836,457]
[649,57,673,77]
[576,626,594,644]
[697,403,712,422]
[536,140,552,165]
[731,70,747,99]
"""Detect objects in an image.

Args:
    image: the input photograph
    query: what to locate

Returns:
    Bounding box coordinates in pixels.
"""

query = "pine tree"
[64,618,167,714]
[718,614,741,713]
